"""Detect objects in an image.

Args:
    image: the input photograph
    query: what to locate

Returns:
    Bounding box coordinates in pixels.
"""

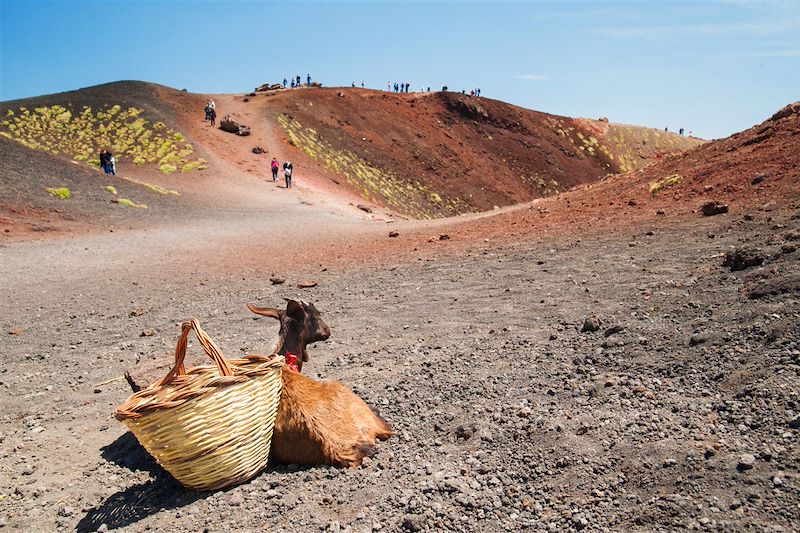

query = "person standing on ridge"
[296,75,301,87]
[283,160,293,189]
[307,74,311,86]
[283,78,288,88]
[270,157,279,182]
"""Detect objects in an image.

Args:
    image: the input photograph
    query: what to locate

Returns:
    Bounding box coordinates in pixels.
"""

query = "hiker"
[352,81,356,87]
[100,149,115,175]
[283,78,288,88]
[99,149,109,173]
[296,75,301,87]
[307,74,311,85]
[204,102,216,126]
[679,127,684,135]
[283,161,293,188]
[361,81,365,88]
[271,157,279,182]
[291,79,296,89]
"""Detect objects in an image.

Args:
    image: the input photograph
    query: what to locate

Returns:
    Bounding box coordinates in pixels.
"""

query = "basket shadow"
[76,432,201,531]
[76,476,200,532]
[100,431,163,477]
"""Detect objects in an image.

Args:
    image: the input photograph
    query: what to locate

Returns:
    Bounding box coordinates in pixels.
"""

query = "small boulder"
[581,316,602,333]
[389,231,400,238]
[270,277,286,285]
[722,247,764,271]
[252,146,266,154]
[701,201,729,216]
[220,114,251,136]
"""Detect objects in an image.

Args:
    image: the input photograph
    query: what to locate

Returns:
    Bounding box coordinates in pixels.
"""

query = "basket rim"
[115,319,284,420]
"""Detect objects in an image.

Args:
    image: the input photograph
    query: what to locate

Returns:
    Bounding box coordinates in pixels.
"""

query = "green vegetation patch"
[0,104,205,175]
[105,185,117,195]
[649,173,683,194]
[45,187,71,199]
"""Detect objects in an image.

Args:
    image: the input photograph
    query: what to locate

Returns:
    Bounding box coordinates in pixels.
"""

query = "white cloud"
[515,74,550,81]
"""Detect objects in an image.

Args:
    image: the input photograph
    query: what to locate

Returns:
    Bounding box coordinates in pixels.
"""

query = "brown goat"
[247,299,392,467]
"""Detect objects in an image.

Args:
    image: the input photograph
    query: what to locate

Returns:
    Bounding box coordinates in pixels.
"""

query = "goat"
[247,299,392,467]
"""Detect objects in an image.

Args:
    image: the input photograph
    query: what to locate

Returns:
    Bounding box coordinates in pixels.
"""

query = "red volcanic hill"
[261,87,701,218]
[0,81,703,236]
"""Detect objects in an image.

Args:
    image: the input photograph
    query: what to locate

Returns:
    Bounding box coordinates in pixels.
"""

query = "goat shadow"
[76,432,202,532]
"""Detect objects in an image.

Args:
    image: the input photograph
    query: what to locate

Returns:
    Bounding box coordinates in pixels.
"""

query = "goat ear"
[284,299,306,321]
[247,303,283,320]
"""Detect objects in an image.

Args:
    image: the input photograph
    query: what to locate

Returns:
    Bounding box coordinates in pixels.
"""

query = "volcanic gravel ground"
[1,210,799,532]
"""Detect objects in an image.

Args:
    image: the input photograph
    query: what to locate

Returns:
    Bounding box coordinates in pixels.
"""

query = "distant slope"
[264,88,701,217]
[450,101,800,241]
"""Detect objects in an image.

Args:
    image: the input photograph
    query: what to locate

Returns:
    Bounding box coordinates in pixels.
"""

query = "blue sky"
[1,1,798,139]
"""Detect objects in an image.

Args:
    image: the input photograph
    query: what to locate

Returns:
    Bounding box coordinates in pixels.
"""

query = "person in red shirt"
[270,157,279,182]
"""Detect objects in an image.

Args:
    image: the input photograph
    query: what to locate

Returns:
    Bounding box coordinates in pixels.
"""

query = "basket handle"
[156,319,234,387]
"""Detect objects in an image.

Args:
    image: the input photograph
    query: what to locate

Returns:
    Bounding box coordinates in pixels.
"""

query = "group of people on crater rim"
[284,74,312,89]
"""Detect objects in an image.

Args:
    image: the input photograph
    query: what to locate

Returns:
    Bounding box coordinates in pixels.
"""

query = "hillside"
[0,82,703,235]
[262,88,701,217]
[426,101,800,245]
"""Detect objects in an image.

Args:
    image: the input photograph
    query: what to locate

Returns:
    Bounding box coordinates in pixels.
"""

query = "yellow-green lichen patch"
[105,185,117,195]
[120,176,180,195]
[45,187,71,199]
[649,173,683,194]
[116,198,147,208]
[277,114,473,218]
[0,104,206,175]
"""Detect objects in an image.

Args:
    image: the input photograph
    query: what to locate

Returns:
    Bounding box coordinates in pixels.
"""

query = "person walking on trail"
[270,157,279,182]
[204,100,216,126]
[283,160,293,188]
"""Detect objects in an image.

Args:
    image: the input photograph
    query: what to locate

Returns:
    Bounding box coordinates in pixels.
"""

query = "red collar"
[284,352,301,373]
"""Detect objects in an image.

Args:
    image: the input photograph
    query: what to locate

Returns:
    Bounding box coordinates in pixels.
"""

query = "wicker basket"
[115,318,284,491]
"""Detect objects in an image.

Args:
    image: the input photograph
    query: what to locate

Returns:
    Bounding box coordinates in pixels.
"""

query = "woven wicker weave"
[115,319,284,491]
